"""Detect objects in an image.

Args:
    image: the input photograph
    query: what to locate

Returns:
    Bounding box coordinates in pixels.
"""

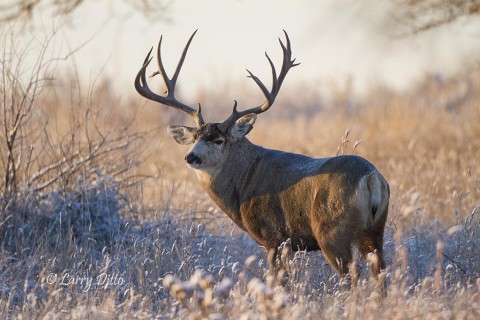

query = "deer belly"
[240,198,319,251]
[285,222,320,251]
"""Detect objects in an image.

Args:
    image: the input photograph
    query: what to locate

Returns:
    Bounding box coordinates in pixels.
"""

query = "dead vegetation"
[0,27,479,319]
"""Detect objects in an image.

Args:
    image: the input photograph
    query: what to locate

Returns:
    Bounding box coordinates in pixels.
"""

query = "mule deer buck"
[135,31,390,283]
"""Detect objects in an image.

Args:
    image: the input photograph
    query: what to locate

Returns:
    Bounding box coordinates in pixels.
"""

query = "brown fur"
[188,132,390,280]
[137,31,389,284]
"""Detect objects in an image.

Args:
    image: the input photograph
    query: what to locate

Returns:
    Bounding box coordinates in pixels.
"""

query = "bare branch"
[0,0,171,23]
[393,0,480,35]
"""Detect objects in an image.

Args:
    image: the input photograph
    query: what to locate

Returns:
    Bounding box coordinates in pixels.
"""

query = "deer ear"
[230,114,257,140]
[167,126,196,145]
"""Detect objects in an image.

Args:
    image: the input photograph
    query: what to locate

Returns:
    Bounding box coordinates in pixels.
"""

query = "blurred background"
[1,1,480,318]
[2,0,480,101]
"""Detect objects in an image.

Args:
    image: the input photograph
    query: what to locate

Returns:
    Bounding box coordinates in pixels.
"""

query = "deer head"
[134,30,299,175]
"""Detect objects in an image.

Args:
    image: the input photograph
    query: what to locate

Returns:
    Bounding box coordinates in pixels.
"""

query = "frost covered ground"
[1,173,479,319]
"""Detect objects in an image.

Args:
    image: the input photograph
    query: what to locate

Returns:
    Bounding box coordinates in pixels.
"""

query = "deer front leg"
[267,247,278,275]
[266,240,292,285]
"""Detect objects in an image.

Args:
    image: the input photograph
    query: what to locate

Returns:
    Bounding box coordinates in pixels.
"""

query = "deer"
[134,30,390,285]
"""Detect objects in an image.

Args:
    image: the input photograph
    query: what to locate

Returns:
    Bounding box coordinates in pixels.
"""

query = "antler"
[135,30,205,128]
[218,30,299,132]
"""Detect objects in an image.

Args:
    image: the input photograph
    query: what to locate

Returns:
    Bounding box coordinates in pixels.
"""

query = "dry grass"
[1,29,479,319]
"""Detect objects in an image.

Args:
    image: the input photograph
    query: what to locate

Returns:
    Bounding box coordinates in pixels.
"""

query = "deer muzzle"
[185,152,202,167]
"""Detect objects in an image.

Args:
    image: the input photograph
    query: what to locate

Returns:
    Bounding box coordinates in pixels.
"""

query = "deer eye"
[213,139,224,145]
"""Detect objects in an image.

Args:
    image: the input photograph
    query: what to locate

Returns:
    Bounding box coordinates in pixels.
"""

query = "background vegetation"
[1,2,480,318]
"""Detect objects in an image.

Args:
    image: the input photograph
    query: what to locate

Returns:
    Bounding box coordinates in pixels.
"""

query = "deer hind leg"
[358,204,388,280]
[357,230,387,296]
[316,235,353,278]
[358,231,386,279]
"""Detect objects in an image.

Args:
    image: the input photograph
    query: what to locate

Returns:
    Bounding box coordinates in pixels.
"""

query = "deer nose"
[185,153,202,165]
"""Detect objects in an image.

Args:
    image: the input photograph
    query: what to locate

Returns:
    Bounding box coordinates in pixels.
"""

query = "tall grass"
[0,29,479,319]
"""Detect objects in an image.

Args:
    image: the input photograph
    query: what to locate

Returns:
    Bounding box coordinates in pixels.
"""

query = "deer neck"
[194,139,262,229]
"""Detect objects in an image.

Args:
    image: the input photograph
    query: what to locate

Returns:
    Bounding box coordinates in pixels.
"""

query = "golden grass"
[136,71,480,226]
[1,36,479,318]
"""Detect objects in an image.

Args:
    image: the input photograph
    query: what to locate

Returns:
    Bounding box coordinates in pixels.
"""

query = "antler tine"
[219,31,299,132]
[134,30,205,128]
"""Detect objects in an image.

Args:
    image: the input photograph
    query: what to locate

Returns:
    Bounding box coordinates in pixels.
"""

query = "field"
[1,29,480,319]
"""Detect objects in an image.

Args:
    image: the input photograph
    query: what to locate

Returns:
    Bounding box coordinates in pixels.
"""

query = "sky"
[3,0,480,102]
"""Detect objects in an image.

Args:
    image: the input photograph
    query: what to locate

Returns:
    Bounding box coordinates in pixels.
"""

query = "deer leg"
[318,239,353,278]
[358,202,388,293]
[358,233,385,278]
[267,241,292,286]
[358,231,387,295]
[267,247,278,275]
[278,239,292,269]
